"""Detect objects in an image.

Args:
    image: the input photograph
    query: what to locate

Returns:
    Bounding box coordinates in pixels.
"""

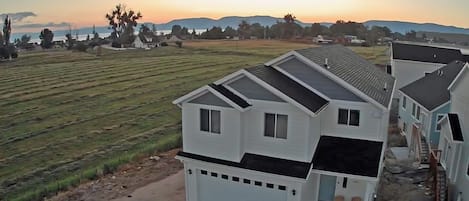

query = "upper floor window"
[338,109,360,127]
[436,114,445,131]
[402,96,407,110]
[264,113,288,139]
[200,109,221,134]
[412,103,417,117]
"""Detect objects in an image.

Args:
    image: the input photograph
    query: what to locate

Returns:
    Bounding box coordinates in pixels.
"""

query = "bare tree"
[105,4,142,44]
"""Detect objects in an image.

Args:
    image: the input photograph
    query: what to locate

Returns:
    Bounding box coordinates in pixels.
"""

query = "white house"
[397,61,466,164]
[435,63,469,201]
[390,42,468,96]
[173,45,395,201]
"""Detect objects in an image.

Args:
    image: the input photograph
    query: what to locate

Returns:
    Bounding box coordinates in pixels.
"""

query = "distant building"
[312,35,333,44]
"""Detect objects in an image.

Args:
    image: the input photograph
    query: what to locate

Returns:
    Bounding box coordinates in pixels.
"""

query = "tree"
[171,25,182,36]
[3,15,11,46]
[105,4,142,44]
[40,28,54,49]
[200,27,224,39]
[250,23,265,39]
[238,20,251,39]
[283,13,296,24]
[223,26,237,38]
[280,13,300,39]
[15,34,33,49]
[65,33,74,50]
[92,24,100,39]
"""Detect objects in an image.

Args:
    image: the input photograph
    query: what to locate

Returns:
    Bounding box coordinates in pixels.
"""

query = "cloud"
[0,12,37,22]
[14,22,71,29]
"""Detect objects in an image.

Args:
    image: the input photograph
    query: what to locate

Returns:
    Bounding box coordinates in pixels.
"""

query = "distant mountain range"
[12,15,469,42]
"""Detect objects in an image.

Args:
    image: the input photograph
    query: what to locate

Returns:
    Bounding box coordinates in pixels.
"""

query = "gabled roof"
[173,84,251,111]
[208,84,251,108]
[400,61,465,111]
[392,42,463,64]
[312,136,383,178]
[448,113,464,142]
[292,45,395,109]
[245,65,329,114]
[177,151,312,179]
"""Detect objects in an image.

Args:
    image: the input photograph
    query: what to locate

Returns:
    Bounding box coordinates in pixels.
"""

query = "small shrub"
[111,41,122,48]
[74,43,88,52]
[160,42,168,47]
[175,41,183,48]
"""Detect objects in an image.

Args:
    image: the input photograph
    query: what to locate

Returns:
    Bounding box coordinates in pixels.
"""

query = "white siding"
[321,100,385,141]
[182,103,243,162]
[392,59,445,94]
[448,70,469,201]
[242,100,317,162]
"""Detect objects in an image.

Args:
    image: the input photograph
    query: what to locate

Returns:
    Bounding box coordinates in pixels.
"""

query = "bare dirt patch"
[47,149,183,201]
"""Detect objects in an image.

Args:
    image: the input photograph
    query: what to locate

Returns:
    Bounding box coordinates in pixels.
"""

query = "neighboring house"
[432,63,469,201]
[173,45,395,201]
[133,35,157,49]
[398,61,466,163]
[390,41,469,93]
[313,35,333,44]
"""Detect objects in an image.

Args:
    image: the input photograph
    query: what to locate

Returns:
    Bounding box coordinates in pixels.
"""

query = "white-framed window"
[264,113,288,139]
[338,108,360,126]
[402,96,407,110]
[436,114,445,131]
[200,108,221,134]
[412,103,417,117]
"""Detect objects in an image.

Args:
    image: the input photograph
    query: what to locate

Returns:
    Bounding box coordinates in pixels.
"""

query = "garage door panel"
[197,171,288,201]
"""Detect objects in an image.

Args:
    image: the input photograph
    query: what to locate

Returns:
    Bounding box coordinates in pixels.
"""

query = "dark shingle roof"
[400,61,465,110]
[177,151,311,178]
[312,136,383,177]
[295,45,395,108]
[448,113,464,142]
[245,65,329,114]
[392,42,463,64]
[208,83,251,108]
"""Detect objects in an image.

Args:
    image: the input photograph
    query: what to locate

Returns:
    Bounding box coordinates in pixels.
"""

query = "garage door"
[197,169,288,201]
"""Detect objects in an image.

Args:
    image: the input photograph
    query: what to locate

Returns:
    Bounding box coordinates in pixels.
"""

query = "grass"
[0,40,388,200]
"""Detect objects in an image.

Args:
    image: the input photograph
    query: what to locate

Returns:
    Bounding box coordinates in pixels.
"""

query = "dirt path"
[112,170,185,201]
[48,149,184,201]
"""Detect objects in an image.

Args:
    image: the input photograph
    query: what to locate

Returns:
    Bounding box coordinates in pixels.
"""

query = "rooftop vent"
[324,58,330,69]
[383,82,388,91]
[438,70,444,76]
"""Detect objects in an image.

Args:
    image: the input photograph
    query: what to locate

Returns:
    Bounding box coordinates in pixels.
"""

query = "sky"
[1,0,469,32]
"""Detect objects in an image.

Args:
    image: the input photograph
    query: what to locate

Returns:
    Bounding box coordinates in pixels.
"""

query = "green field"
[0,40,388,200]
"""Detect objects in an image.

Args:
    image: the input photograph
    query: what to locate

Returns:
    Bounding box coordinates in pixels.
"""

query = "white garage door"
[196,169,288,201]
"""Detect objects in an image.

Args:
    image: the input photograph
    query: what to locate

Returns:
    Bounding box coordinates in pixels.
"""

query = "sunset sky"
[2,0,469,32]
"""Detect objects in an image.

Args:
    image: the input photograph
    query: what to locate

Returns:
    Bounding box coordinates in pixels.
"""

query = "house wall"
[438,123,461,183]
[391,59,446,94]
[335,176,368,201]
[321,100,385,141]
[398,93,431,147]
[182,103,243,162]
[429,103,450,146]
[242,100,316,162]
[449,70,469,201]
[301,173,319,201]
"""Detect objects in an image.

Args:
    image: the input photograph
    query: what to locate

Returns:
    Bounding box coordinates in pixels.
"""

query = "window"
[412,103,416,117]
[402,96,407,110]
[200,109,221,134]
[278,185,286,190]
[232,177,239,182]
[201,170,208,175]
[338,109,360,126]
[416,106,421,120]
[436,114,444,131]
[266,183,274,188]
[211,172,218,177]
[221,174,228,180]
[254,181,262,186]
[342,178,348,188]
[243,179,251,184]
[264,113,288,139]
